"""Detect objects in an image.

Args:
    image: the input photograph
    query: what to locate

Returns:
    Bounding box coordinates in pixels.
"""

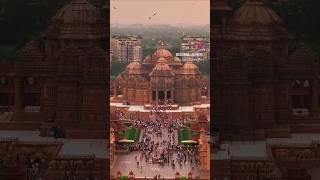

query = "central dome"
[152,40,173,59]
[53,0,99,23]
[44,0,106,39]
[126,60,143,75]
[230,0,282,26]
[152,49,173,59]
[224,0,290,41]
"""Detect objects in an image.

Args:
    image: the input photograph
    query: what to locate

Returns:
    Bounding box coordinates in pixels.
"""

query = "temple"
[112,41,209,106]
[110,42,211,178]
[0,0,107,179]
[213,0,320,179]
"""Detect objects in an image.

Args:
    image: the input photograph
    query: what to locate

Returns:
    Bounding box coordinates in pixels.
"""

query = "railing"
[292,108,310,116]
[24,106,40,112]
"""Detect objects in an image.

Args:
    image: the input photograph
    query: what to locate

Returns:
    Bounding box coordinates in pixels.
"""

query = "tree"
[195,60,210,77]
[110,59,129,79]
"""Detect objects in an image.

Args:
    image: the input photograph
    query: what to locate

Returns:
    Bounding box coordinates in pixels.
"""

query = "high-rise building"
[180,36,210,61]
[110,35,143,62]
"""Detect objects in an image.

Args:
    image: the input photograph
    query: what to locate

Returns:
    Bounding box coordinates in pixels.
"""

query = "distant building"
[110,49,113,62]
[110,35,143,62]
[180,36,210,61]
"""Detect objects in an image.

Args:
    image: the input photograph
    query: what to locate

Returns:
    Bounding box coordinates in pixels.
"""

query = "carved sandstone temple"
[0,0,107,179]
[213,0,319,140]
[112,41,210,106]
[213,0,320,179]
[0,0,107,138]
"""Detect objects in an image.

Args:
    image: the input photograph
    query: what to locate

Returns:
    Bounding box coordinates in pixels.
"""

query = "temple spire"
[158,40,165,49]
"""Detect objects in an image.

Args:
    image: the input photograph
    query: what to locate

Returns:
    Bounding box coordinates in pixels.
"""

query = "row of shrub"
[178,128,191,144]
[191,131,200,136]
[125,126,140,142]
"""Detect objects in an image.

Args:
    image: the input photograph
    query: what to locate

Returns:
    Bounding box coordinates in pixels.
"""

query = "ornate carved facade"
[0,0,107,138]
[213,0,320,139]
[0,138,107,180]
[212,1,320,179]
[112,42,209,106]
[0,0,107,179]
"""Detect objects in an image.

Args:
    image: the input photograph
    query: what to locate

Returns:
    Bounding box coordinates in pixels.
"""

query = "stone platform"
[144,104,180,110]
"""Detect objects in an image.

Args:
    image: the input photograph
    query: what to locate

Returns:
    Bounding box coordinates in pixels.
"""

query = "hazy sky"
[111,0,210,26]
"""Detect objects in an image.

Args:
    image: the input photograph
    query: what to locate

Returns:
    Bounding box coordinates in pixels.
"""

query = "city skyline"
[111,0,210,26]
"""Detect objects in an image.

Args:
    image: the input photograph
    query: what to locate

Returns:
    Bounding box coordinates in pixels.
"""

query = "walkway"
[112,119,209,178]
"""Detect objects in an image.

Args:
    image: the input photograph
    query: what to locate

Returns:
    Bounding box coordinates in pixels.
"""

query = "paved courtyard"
[112,127,210,179]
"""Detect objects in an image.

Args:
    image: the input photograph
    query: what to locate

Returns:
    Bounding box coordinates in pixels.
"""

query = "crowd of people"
[131,108,201,171]
[113,102,203,178]
[152,99,174,112]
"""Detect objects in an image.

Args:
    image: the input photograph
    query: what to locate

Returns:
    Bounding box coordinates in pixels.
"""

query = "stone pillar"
[156,91,158,105]
[164,91,167,103]
[149,90,152,104]
[312,80,319,117]
[14,77,23,112]
[171,89,174,103]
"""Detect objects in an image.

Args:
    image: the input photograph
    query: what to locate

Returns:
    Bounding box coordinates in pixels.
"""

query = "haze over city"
[111,0,210,26]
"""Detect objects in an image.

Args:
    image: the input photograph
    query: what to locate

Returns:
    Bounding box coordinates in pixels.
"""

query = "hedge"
[178,128,191,144]
[183,128,191,140]
[178,129,183,144]
[125,127,135,140]
[119,176,128,180]
[133,128,141,142]
[191,131,200,136]
[125,127,140,142]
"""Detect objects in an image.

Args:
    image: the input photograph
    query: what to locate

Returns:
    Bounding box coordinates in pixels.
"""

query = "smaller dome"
[183,59,198,70]
[150,57,174,77]
[126,61,143,75]
[180,58,199,75]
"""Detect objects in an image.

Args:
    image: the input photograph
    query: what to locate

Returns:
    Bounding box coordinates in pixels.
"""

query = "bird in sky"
[153,12,157,16]
[113,6,117,10]
[148,17,151,20]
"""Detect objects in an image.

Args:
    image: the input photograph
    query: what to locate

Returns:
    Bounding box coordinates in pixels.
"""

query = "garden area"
[178,127,200,144]
[114,125,141,143]
[125,126,140,142]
